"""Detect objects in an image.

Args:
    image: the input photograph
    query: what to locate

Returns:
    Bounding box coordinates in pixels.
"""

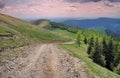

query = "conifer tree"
[105,39,114,70]
[89,37,94,46]
[102,37,108,56]
[84,37,88,44]
[91,38,105,67]
[89,47,95,59]
[76,31,81,47]
[114,43,120,67]
[87,37,94,54]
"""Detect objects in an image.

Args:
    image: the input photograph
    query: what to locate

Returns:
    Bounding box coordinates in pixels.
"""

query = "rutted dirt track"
[0,44,94,78]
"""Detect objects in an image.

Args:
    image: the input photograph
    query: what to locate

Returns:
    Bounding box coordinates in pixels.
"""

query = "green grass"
[60,44,120,78]
[0,25,27,51]
[0,24,20,34]
[46,28,76,40]
[0,38,27,49]
[0,13,69,42]
[14,25,69,42]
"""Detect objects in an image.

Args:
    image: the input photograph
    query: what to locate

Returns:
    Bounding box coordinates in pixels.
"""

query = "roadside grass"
[60,44,120,78]
[0,25,27,50]
[0,25,20,35]
[0,38,27,50]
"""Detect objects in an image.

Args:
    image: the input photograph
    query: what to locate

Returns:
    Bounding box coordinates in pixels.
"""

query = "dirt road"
[0,44,94,78]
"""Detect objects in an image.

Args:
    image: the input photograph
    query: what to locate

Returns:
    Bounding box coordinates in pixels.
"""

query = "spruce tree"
[89,37,94,46]
[87,46,92,55]
[89,47,95,59]
[114,43,120,67]
[87,37,94,54]
[102,37,108,56]
[91,38,105,67]
[76,31,81,47]
[105,39,114,70]
[84,37,88,44]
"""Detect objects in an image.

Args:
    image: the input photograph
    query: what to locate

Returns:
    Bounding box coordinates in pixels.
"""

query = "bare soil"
[0,44,95,78]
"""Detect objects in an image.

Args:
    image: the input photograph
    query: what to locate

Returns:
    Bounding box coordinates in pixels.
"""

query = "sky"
[0,0,120,19]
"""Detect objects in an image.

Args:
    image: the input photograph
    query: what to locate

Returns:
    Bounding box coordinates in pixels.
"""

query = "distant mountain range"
[60,18,120,36]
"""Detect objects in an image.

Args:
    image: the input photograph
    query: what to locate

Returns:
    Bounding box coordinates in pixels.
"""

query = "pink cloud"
[0,0,120,19]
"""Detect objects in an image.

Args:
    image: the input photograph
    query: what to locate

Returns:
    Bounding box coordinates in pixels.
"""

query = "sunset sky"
[0,0,120,19]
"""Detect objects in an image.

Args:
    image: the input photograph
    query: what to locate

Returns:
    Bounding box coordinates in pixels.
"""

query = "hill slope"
[0,13,68,51]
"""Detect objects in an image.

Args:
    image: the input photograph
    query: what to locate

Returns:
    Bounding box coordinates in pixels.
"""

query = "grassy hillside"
[0,13,69,52]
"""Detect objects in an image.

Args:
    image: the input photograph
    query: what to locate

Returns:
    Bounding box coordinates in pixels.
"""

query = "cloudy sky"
[0,0,120,19]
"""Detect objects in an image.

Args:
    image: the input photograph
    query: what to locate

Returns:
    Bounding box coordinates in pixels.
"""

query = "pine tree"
[89,47,95,59]
[91,38,105,67]
[105,39,115,70]
[87,46,92,55]
[84,37,88,44]
[76,31,81,47]
[89,37,94,46]
[114,43,120,67]
[87,37,94,54]
[102,37,108,56]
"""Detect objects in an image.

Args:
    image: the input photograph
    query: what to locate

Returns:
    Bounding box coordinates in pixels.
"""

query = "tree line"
[76,32,120,75]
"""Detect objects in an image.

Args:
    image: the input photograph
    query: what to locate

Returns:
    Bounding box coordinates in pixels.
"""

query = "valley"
[0,13,120,78]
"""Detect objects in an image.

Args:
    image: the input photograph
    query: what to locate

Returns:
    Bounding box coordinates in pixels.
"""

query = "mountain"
[61,18,120,36]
